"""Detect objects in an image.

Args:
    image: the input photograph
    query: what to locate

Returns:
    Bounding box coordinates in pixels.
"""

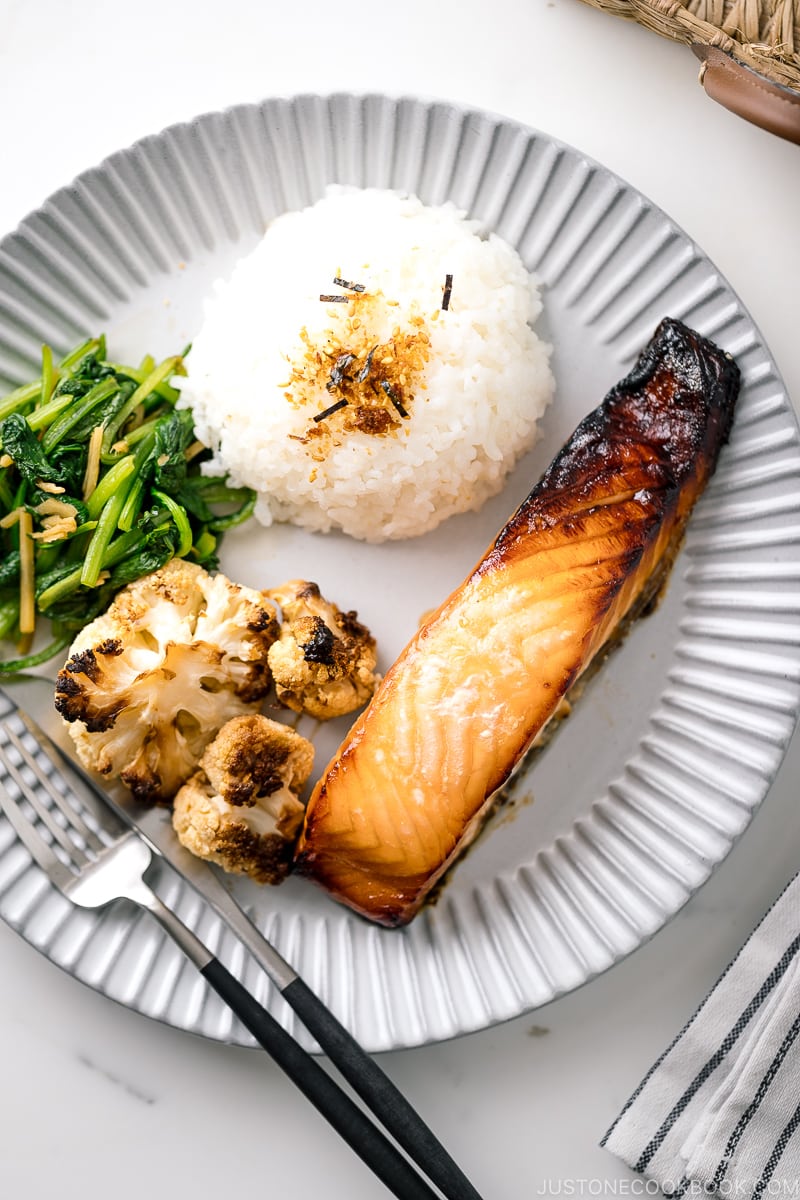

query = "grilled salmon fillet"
[294,319,740,926]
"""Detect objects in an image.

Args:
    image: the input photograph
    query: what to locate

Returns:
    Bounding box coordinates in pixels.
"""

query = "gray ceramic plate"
[1,94,799,1051]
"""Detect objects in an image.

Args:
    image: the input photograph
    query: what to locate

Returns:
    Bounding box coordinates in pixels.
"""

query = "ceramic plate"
[1,95,799,1052]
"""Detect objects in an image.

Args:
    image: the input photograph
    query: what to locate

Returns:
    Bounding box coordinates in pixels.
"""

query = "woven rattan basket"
[579,0,800,143]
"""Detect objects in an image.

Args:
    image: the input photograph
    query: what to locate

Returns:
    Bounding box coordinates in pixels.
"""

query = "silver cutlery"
[0,685,484,1200]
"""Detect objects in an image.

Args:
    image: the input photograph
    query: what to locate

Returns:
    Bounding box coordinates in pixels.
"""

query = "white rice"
[179,188,554,542]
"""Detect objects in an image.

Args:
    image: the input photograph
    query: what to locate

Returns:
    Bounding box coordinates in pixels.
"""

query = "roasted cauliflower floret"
[266,579,378,721]
[172,714,313,883]
[54,560,279,803]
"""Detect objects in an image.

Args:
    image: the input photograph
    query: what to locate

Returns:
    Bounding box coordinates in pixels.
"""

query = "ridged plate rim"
[0,93,799,1052]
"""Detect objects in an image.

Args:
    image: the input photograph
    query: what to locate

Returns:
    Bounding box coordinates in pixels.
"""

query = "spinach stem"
[86,455,135,520]
[0,382,39,423]
[208,490,257,531]
[102,361,180,406]
[117,478,144,532]
[0,598,19,641]
[39,344,56,409]
[41,377,118,453]
[152,489,192,557]
[37,566,82,610]
[0,630,73,672]
[101,355,182,454]
[82,485,131,587]
[25,392,74,432]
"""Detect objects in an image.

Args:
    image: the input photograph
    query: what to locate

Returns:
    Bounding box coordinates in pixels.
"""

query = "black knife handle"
[201,958,439,1200]
[283,976,484,1200]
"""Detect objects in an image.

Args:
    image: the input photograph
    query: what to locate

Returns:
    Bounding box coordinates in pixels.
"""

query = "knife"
[0,674,484,1200]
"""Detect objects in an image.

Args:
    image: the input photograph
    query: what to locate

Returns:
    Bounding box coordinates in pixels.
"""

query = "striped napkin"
[603,872,800,1196]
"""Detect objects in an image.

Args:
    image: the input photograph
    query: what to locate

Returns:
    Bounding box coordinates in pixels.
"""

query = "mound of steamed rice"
[180,188,554,543]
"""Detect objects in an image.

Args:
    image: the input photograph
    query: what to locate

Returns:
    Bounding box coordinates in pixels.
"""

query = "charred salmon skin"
[294,319,740,926]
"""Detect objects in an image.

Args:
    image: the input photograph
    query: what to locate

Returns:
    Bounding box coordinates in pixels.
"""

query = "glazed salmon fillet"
[294,319,740,926]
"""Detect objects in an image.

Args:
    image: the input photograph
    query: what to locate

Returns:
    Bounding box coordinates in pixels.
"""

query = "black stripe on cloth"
[601,871,800,1149]
[632,931,800,1173]
[710,1006,800,1190]
[601,1023,695,1149]
[753,1096,800,1199]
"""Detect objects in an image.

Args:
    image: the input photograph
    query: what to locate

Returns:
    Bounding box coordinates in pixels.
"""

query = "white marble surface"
[1,2,799,1197]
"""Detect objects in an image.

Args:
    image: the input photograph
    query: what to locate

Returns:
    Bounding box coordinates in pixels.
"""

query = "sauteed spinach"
[0,337,254,669]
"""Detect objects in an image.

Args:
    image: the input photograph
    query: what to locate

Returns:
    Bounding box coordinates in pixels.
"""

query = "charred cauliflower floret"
[172,714,313,883]
[266,579,378,721]
[54,560,279,803]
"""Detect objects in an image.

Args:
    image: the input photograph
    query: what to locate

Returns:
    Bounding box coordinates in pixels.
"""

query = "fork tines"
[0,716,104,873]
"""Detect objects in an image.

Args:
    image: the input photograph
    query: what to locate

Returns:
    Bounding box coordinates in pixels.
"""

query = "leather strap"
[693,45,800,147]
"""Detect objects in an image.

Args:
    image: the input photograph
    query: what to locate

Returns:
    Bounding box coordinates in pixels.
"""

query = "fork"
[0,682,485,1200]
[0,710,470,1200]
